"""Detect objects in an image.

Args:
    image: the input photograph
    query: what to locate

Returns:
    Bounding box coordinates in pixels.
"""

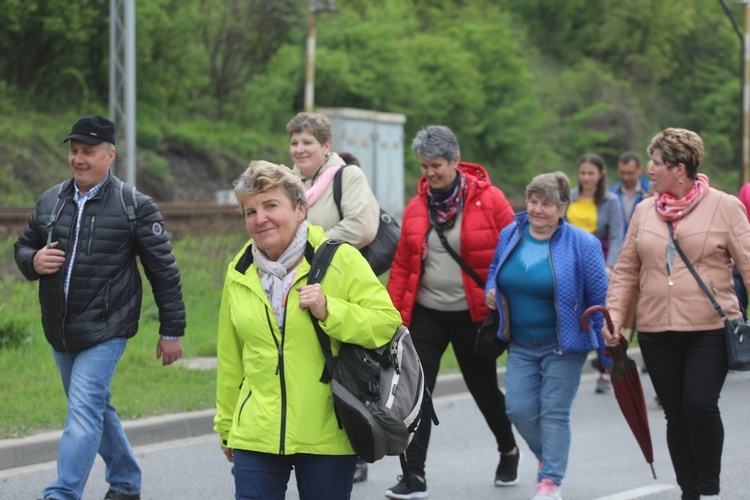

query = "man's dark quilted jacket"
[14,174,185,352]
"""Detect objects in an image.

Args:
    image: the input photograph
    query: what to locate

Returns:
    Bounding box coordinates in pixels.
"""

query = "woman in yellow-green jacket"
[214,160,401,500]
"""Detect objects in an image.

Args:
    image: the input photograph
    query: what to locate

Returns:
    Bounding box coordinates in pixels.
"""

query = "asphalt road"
[2,369,748,500]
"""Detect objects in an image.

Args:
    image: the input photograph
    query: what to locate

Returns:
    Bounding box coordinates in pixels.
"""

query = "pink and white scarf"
[654,173,709,232]
[305,165,342,207]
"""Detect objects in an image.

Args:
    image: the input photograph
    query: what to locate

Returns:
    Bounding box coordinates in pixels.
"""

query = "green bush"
[136,121,164,150]
[0,307,32,349]
[140,151,170,181]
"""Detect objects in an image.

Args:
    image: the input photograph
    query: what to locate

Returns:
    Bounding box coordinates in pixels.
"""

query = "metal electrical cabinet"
[317,107,406,219]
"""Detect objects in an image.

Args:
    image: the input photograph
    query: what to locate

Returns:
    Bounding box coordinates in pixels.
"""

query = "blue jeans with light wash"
[504,337,587,487]
[44,338,141,500]
[232,449,357,500]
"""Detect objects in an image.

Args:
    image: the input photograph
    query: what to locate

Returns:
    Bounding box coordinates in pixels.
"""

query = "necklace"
[666,239,676,287]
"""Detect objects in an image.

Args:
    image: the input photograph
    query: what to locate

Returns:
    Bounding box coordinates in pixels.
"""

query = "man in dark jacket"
[14,115,186,500]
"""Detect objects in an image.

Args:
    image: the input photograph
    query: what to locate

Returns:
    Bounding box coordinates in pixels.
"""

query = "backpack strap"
[235,241,316,274]
[118,179,138,241]
[46,181,71,248]
[307,239,345,383]
[332,165,350,221]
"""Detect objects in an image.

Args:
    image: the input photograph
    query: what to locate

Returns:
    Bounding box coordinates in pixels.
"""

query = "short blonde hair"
[647,128,703,179]
[233,160,307,209]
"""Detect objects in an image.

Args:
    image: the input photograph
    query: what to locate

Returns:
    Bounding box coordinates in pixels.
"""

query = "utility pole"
[304,1,335,112]
[722,0,750,186]
[744,2,750,184]
[109,0,137,186]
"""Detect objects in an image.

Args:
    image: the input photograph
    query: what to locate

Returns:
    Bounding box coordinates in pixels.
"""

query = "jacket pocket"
[237,389,253,426]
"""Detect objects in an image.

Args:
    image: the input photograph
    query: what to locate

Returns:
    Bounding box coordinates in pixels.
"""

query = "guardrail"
[1,198,526,241]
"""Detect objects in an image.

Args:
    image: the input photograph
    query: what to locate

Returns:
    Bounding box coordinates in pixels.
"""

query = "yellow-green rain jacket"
[214,224,401,456]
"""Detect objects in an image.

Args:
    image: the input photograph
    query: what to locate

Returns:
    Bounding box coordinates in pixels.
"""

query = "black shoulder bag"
[667,222,750,371]
[433,227,508,359]
[333,165,401,276]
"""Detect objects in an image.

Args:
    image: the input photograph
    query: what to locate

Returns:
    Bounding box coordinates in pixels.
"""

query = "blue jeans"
[232,450,357,500]
[45,338,140,500]
[504,337,587,486]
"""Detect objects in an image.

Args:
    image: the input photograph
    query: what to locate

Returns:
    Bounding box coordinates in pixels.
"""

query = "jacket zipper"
[547,238,563,354]
[59,202,80,352]
[87,216,95,255]
[265,306,288,455]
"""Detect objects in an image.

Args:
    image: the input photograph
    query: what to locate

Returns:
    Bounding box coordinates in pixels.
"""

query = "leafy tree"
[659,0,743,188]
[499,0,600,65]
[597,0,695,85]
[197,0,304,118]
[0,0,110,108]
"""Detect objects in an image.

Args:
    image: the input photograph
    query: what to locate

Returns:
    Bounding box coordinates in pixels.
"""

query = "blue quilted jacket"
[486,212,611,366]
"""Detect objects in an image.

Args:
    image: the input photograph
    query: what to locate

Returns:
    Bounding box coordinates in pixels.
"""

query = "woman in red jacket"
[384,125,518,499]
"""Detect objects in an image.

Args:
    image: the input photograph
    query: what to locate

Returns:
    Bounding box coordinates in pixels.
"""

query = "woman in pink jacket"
[603,128,750,500]
[384,125,518,499]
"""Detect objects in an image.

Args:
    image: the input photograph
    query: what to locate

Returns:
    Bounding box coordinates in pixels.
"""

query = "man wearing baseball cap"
[15,115,186,500]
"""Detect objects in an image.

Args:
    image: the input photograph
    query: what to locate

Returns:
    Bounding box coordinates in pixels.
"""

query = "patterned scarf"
[428,172,466,230]
[253,221,309,327]
[422,172,466,259]
[654,173,709,232]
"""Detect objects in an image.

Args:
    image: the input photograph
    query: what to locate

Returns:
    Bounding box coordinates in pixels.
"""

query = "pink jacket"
[606,188,750,332]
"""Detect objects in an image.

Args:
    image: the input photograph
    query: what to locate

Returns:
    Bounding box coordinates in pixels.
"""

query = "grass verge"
[1,232,494,439]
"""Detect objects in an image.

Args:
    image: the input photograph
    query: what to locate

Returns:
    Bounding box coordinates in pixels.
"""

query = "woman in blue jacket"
[485,171,609,500]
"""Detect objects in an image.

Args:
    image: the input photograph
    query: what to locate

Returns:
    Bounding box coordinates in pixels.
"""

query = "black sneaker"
[103,490,141,500]
[495,449,522,486]
[384,474,428,499]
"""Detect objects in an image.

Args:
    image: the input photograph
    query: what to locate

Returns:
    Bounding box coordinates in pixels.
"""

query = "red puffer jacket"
[387,162,515,326]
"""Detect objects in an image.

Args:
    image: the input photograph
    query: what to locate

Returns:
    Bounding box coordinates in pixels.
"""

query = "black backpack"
[307,240,437,486]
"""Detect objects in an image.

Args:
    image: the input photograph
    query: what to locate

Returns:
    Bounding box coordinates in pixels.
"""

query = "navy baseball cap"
[63,115,116,145]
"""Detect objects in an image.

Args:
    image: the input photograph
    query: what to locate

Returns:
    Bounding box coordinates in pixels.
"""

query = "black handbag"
[359,209,401,276]
[333,166,401,276]
[668,222,750,371]
[475,298,510,359]
[434,227,508,359]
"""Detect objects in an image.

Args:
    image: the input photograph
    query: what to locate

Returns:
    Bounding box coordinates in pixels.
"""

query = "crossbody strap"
[667,221,727,320]
[433,226,485,289]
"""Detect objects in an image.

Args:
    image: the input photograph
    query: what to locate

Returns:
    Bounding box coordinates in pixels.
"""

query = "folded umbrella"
[581,305,656,479]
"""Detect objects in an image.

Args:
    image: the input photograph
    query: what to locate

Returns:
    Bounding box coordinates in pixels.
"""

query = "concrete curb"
[0,349,643,471]
[0,409,217,471]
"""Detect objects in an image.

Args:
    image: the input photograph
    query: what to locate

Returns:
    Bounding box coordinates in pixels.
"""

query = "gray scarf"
[252,222,309,327]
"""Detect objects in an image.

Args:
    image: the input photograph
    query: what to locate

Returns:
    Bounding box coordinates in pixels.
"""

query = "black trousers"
[639,329,728,500]
[405,303,517,478]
